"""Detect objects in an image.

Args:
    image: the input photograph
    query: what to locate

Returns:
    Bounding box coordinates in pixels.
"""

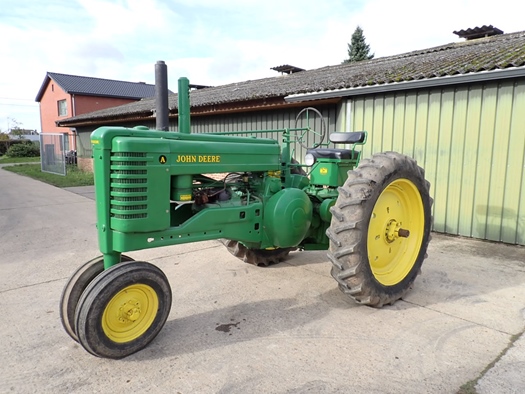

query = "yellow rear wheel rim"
[367,178,424,286]
[102,284,158,343]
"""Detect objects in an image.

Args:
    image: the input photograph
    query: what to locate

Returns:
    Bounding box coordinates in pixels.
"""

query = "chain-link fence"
[40,133,66,176]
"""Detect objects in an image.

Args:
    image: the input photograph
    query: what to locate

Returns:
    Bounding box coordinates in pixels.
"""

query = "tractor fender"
[263,188,312,248]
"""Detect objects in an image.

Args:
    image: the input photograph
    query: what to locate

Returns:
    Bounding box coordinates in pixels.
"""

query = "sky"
[1,0,524,133]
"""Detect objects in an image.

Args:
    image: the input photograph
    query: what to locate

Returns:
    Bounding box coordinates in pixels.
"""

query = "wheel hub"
[119,300,141,322]
[385,219,410,243]
[102,284,159,343]
[367,178,424,286]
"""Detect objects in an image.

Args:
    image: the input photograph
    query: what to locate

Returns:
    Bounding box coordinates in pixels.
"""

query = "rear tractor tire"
[220,239,295,266]
[219,159,304,266]
[327,152,432,307]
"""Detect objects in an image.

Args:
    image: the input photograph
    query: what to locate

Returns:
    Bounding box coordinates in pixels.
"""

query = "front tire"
[327,152,432,307]
[60,254,134,342]
[74,261,172,359]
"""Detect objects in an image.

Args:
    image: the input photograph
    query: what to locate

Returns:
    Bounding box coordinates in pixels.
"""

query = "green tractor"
[60,78,432,359]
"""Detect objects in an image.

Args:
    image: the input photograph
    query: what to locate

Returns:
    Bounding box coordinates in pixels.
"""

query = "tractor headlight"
[304,153,315,166]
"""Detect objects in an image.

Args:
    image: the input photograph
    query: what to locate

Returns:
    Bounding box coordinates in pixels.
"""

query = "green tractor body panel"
[263,188,313,247]
[91,127,285,265]
[90,78,367,269]
[309,159,358,187]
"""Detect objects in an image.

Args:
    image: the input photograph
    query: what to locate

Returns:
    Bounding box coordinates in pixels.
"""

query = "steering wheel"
[294,107,327,149]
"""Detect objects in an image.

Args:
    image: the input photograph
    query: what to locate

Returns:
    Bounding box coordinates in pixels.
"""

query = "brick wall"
[39,82,71,134]
[74,95,137,114]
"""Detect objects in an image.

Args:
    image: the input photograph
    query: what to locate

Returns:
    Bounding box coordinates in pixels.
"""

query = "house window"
[58,100,67,116]
[63,133,70,151]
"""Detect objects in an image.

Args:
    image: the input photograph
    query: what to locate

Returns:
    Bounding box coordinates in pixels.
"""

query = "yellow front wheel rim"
[367,178,424,286]
[102,284,158,343]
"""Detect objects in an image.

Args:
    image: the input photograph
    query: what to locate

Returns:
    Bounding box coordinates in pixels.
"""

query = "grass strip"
[0,156,40,164]
[3,164,94,187]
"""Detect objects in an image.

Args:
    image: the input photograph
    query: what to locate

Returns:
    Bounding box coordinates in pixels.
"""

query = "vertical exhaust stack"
[155,60,169,131]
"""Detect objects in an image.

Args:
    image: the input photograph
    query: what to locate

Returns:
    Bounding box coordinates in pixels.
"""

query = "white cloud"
[0,0,524,132]
[77,0,181,37]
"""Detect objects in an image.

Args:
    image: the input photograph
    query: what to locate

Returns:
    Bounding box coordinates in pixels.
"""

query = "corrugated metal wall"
[76,127,95,158]
[349,79,525,245]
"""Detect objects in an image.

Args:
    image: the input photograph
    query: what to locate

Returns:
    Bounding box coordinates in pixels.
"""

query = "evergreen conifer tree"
[343,26,374,63]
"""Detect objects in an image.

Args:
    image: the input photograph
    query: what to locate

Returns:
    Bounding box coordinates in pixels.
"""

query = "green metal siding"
[349,79,525,245]
[76,126,95,158]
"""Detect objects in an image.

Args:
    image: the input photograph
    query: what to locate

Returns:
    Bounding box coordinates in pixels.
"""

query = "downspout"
[71,94,76,150]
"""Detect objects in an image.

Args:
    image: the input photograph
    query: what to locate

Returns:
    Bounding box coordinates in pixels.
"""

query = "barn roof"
[58,29,525,127]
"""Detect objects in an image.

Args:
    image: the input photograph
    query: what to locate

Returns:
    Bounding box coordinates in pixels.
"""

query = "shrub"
[6,142,40,158]
[0,139,27,155]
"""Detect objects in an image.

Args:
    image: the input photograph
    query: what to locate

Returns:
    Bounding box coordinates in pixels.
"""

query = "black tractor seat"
[306,131,365,160]
[306,148,359,160]
[329,131,366,144]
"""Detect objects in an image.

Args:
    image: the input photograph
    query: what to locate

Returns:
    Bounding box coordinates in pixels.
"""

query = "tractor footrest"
[307,148,359,160]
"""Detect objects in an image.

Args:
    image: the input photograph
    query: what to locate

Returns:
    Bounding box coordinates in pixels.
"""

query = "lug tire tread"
[327,151,432,307]
[220,239,295,266]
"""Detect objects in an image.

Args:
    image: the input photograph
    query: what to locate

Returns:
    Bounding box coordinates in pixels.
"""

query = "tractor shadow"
[278,250,329,268]
[124,234,525,362]
[125,289,357,362]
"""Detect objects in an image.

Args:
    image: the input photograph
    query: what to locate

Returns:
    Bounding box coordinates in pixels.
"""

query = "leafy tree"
[6,118,28,139]
[10,128,25,139]
[10,128,36,139]
[343,26,375,63]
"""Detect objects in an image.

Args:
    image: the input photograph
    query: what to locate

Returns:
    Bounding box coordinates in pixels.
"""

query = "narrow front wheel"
[60,254,134,342]
[74,261,172,359]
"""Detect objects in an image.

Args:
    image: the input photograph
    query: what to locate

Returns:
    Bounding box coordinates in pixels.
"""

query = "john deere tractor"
[60,77,432,359]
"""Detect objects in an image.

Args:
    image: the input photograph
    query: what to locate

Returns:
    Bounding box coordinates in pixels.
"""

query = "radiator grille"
[111,187,147,193]
[110,152,148,220]
[111,169,147,175]
[112,152,147,158]
[111,204,148,211]
[112,196,147,202]
[111,161,147,166]
[112,213,148,219]
[112,178,147,184]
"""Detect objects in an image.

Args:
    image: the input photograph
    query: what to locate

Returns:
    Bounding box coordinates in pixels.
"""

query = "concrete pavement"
[63,185,96,201]
[1,167,524,393]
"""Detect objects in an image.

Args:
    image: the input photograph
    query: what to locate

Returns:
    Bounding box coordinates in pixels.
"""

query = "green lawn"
[0,156,40,164]
[3,163,94,187]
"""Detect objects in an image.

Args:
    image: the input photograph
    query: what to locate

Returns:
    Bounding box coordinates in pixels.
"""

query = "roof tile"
[35,72,163,102]
[59,30,525,125]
